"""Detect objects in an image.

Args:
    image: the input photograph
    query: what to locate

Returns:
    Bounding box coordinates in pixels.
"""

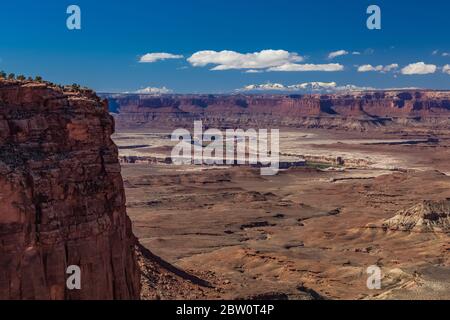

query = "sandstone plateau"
[104,90,450,131]
[0,80,141,299]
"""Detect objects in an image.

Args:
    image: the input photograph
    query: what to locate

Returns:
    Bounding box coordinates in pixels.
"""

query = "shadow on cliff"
[137,243,213,288]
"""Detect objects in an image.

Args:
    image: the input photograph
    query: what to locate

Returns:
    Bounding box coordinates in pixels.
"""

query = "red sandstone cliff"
[0,80,140,299]
[105,91,450,130]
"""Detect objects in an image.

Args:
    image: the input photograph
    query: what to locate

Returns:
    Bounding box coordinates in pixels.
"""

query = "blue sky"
[0,0,449,93]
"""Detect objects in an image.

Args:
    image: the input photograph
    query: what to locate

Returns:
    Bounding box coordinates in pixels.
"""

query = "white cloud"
[139,52,184,63]
[443,65,450,75]
[357,64,398,73]
[133,86,173,94]
[267,63,344,72]
[245,69,264,73]
[431,49,450,56]
[401,62,437,75]
[187,49,303,71]
[352,51,361,55]
[328,50,349,59]
[358,64,381,72]
[383,64,399,72]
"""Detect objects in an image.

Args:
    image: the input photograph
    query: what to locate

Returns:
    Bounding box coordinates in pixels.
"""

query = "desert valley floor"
[114,127,450,300]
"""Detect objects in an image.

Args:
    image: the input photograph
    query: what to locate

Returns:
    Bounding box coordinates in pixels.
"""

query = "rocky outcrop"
[137,244,216,300]
[103,90,450,130]
[0,80,140,299]
[383,199,450,233]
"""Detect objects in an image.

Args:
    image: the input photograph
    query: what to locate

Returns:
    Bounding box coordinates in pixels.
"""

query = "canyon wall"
[0,80,140,299]
[104,91,450,130]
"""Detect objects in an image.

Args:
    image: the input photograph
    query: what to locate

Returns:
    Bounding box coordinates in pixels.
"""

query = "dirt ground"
[117,128,450,300]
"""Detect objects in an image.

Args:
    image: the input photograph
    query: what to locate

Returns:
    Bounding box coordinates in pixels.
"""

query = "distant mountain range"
[100,89,450,130]
[240,82,374,93]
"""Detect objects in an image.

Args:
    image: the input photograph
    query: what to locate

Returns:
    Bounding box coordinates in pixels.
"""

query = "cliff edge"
[0,80,141,299]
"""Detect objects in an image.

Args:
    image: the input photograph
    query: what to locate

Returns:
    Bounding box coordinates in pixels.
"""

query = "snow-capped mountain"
[240,81,370,93]
[132,86,173,94]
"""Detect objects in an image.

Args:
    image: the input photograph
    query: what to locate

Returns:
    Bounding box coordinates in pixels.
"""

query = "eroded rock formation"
[104,90,450,130]
[0,80,140,299]
[383,199,450,233]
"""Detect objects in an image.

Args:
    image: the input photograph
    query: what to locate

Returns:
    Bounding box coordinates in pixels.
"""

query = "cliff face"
[105,91,450,130]
[0,80,140,299]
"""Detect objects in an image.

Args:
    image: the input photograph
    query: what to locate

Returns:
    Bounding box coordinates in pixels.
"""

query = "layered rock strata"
[104,91,450,130]
[0,80,140,299]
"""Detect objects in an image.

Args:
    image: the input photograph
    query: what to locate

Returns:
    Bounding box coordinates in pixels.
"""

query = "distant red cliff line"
[102,90,450,130]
